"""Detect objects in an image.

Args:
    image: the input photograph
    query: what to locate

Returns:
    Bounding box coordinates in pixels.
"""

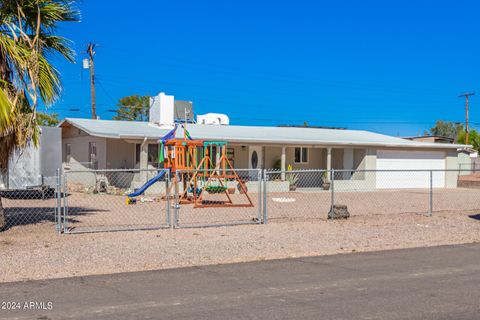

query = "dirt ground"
[1,188,480,283]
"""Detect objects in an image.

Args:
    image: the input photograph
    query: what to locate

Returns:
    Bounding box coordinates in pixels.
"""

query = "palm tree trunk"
[0,196,5,230]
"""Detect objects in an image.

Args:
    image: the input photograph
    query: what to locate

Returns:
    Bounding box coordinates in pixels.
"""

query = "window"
[65,143,71,163]
[135,143,161,167]
[294,147,308,163]
[88,142,97,169]
[135,144,141,164]
[251,150,258,169]
[148,144,159,166]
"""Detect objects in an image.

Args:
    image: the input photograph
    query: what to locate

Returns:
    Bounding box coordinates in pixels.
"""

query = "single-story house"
[59,93,468,190]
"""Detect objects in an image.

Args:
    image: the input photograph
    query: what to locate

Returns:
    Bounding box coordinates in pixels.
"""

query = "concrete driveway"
[1,243,480,320]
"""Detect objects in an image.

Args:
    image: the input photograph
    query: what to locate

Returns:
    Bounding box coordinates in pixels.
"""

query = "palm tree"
[0,0,78,229]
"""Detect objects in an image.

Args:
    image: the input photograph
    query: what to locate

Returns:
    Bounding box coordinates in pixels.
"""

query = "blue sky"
[44,0,480,136]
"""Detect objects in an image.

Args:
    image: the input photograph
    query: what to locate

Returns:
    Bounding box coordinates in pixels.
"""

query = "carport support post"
[281,147,286,181]
[429,170,433,216]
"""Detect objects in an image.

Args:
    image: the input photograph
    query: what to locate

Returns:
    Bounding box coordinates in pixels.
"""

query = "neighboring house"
[59,92,468,190]
[405,135,454,144]
[1,126,61,189]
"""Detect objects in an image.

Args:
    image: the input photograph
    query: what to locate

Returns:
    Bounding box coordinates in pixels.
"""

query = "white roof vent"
[197,113,229,125]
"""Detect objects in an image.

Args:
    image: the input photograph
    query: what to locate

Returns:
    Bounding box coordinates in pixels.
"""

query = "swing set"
[159,124,254,208]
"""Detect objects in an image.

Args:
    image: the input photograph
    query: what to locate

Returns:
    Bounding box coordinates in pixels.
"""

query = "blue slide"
[128,171,166,198]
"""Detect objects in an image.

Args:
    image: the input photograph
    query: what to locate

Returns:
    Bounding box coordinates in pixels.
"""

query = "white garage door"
[376,150,445,189]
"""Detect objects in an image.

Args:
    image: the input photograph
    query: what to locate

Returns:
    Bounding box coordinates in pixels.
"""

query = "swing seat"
[188,186,203,195]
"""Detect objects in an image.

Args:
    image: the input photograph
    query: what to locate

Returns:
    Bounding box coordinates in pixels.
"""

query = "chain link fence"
[173,169,263,228]
[2,167,480,234]
[265,168,480,221]
[458,162,480,177]
[332,170,433,217]
[61,169,171,233]
[264,170,330,222]
[0,169,60,233]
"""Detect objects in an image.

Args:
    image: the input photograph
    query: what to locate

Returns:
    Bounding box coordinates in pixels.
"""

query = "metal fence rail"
[62,169,171,233]
[2,167,480,235]
[173,169,263,228]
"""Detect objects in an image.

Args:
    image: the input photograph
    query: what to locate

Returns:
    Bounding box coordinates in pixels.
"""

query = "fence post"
[173,172,180,228]
[55,168,61,234]
[166,170,171,227]
[63,172,68,233]
[429,170,433,216]
[330,168,335,215]
[263,169,267,224]
[257,169,262,223]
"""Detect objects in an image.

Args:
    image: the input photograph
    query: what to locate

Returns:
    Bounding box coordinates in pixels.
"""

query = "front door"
[249,146,262,169]
[248,146,262,181]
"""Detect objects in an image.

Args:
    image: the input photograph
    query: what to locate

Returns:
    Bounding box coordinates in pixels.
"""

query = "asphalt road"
[1,243,480,320]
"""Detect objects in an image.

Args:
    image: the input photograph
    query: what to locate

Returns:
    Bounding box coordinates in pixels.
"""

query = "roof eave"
[209,137,466,149]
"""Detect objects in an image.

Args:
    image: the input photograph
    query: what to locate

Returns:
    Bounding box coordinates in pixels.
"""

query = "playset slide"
[127,171,166,198]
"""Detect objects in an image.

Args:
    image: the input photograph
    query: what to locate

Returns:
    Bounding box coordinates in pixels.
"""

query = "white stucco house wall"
[58,92,469,190]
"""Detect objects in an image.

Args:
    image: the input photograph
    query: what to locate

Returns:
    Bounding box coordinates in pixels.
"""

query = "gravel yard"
[268,188,480,221]
[1,187,480,283]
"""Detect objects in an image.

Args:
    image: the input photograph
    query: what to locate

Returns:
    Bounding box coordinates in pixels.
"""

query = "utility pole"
[458,92,475,144]
[86,43,96,120]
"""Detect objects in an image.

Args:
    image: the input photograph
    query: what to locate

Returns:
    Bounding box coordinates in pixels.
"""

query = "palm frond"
[37,54,61,105]
[0,88,13,133]
[0,0,78,171]
[42,35,75,62]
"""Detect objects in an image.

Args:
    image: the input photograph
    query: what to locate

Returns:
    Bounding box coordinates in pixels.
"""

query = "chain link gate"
[60,169,171,233]
[173,169,263,228]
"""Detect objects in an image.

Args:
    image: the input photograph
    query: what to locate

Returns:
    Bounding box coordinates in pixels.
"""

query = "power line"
[97,80,117,106]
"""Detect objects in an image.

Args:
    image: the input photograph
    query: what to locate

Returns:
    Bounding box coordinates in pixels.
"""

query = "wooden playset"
[128,124,254,208]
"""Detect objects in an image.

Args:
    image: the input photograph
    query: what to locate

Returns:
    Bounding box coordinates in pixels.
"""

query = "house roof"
[404,135,455,143]
[59,118,467,149]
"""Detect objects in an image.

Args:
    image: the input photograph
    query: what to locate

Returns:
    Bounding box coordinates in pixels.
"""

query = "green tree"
[0,0,78,230]
[427,121,464,141]
[457,129,480,150]
[37,112,60,126]
[113,95,150,121]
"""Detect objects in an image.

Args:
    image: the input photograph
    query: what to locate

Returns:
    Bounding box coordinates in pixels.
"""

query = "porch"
[229,144,371,172]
